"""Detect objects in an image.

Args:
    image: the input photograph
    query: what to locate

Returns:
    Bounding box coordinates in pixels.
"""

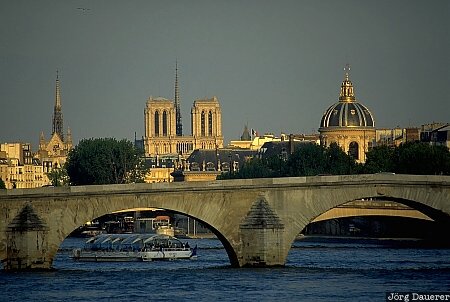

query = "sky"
[1,0,449,149]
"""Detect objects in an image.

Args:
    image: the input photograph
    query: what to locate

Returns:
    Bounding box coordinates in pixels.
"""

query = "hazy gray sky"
[1,0,449,148]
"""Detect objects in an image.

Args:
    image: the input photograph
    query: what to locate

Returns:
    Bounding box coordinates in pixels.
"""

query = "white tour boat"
[72,233,197,262]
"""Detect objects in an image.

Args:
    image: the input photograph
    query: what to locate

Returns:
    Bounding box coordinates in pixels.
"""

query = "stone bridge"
[1,174,449,271]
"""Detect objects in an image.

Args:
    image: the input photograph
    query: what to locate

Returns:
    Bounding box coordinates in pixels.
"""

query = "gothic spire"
[55,70,62,109]
[52,70,64,140]
[175,61,183,136]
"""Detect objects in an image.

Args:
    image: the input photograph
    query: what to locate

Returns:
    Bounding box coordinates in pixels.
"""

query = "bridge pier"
[3,204,52,271]
[239,197,287,267]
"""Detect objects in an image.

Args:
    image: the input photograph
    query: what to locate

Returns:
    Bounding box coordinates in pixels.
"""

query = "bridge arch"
[268,181,450,262]
[45,193,243,269]
[310,198,433,223]
[66,207,240,268]
[301,197,442,239]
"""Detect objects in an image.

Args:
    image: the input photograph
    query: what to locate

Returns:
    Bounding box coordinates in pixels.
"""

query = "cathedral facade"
[143,66,223,157]
[144,96,223,156]
[319,67,376,163]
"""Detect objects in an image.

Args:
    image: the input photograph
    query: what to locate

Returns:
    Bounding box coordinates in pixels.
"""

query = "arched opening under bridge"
[51,207,237,270]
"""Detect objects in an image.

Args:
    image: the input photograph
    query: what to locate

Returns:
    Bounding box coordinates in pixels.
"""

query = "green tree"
[46,166,69,187]
[66,138,147,185]
[285,142,357,176]
[363,142,450,175]
[218,157,276,179]
[325,142,358,175]
[286,143,327,176]
[0,178,6,189]
[219,142,359,179]
[364,145,395,173]
[395,142,450,175]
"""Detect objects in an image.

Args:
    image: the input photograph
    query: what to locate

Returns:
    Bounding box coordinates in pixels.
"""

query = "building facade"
[0,143,46,189]
[171,148,257,182]
[319,67,376,163]
[421,123,450,148]
[376,127,421,147]
[141,155,177,183]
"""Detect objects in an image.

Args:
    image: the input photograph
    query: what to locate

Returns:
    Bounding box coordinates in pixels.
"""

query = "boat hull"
[72,250,142,262]
[141,250,193,261]
[72,248,195,262]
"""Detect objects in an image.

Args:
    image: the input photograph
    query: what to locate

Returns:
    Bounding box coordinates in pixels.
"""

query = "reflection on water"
[1,236,450,301]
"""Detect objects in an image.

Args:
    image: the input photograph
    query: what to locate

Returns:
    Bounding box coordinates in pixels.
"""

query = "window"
[201,111,206,136]
[208,111,213,136]
[191,162,200,171]
[206,162,216,171]
[162,111,168,136]
[348,141,359,160]
[222,162,230,172]
[154,111,159,137]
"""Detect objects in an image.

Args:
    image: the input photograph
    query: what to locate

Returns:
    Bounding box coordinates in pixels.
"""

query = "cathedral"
[143,64,224,157]
[37,72,73,173]
[319,66,376,163]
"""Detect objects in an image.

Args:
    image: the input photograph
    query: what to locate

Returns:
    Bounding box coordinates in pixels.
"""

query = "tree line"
[219,142,450,179]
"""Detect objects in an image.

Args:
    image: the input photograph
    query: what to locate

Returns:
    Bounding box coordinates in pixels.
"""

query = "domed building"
[319,68,376,163]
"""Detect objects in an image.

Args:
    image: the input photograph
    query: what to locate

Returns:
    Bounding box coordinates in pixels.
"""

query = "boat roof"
[85,233,180,245]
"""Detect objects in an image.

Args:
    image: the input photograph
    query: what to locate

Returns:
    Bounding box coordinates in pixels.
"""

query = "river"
[1,237,449,301]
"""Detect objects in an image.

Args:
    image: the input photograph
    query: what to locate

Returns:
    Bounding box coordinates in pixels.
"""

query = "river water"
[1,237,449,301]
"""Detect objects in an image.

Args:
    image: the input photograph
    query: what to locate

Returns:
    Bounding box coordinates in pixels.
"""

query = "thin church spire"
[55,70,61,108]
[175,60,183,136]
[52,70,64,140]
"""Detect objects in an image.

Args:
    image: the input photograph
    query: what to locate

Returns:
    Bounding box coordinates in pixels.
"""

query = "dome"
[320,101,374,128]
[320,70,375,128]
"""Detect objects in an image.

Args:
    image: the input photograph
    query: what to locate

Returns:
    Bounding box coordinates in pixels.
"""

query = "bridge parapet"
[1,174,449,199]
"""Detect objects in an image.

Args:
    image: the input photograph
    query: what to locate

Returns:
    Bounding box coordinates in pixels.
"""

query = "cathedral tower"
[143,66,223,157]
[191,96,223,149]
[52,71,64,140]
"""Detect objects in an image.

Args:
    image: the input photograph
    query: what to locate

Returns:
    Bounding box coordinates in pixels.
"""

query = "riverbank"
[297,235,450,248]
[184,232,217,239]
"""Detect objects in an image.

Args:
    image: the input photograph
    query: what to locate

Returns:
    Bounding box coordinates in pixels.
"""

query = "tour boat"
[72,233,197,262]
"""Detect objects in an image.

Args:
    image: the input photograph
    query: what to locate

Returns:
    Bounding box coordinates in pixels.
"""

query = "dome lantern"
[339,66,355,101]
